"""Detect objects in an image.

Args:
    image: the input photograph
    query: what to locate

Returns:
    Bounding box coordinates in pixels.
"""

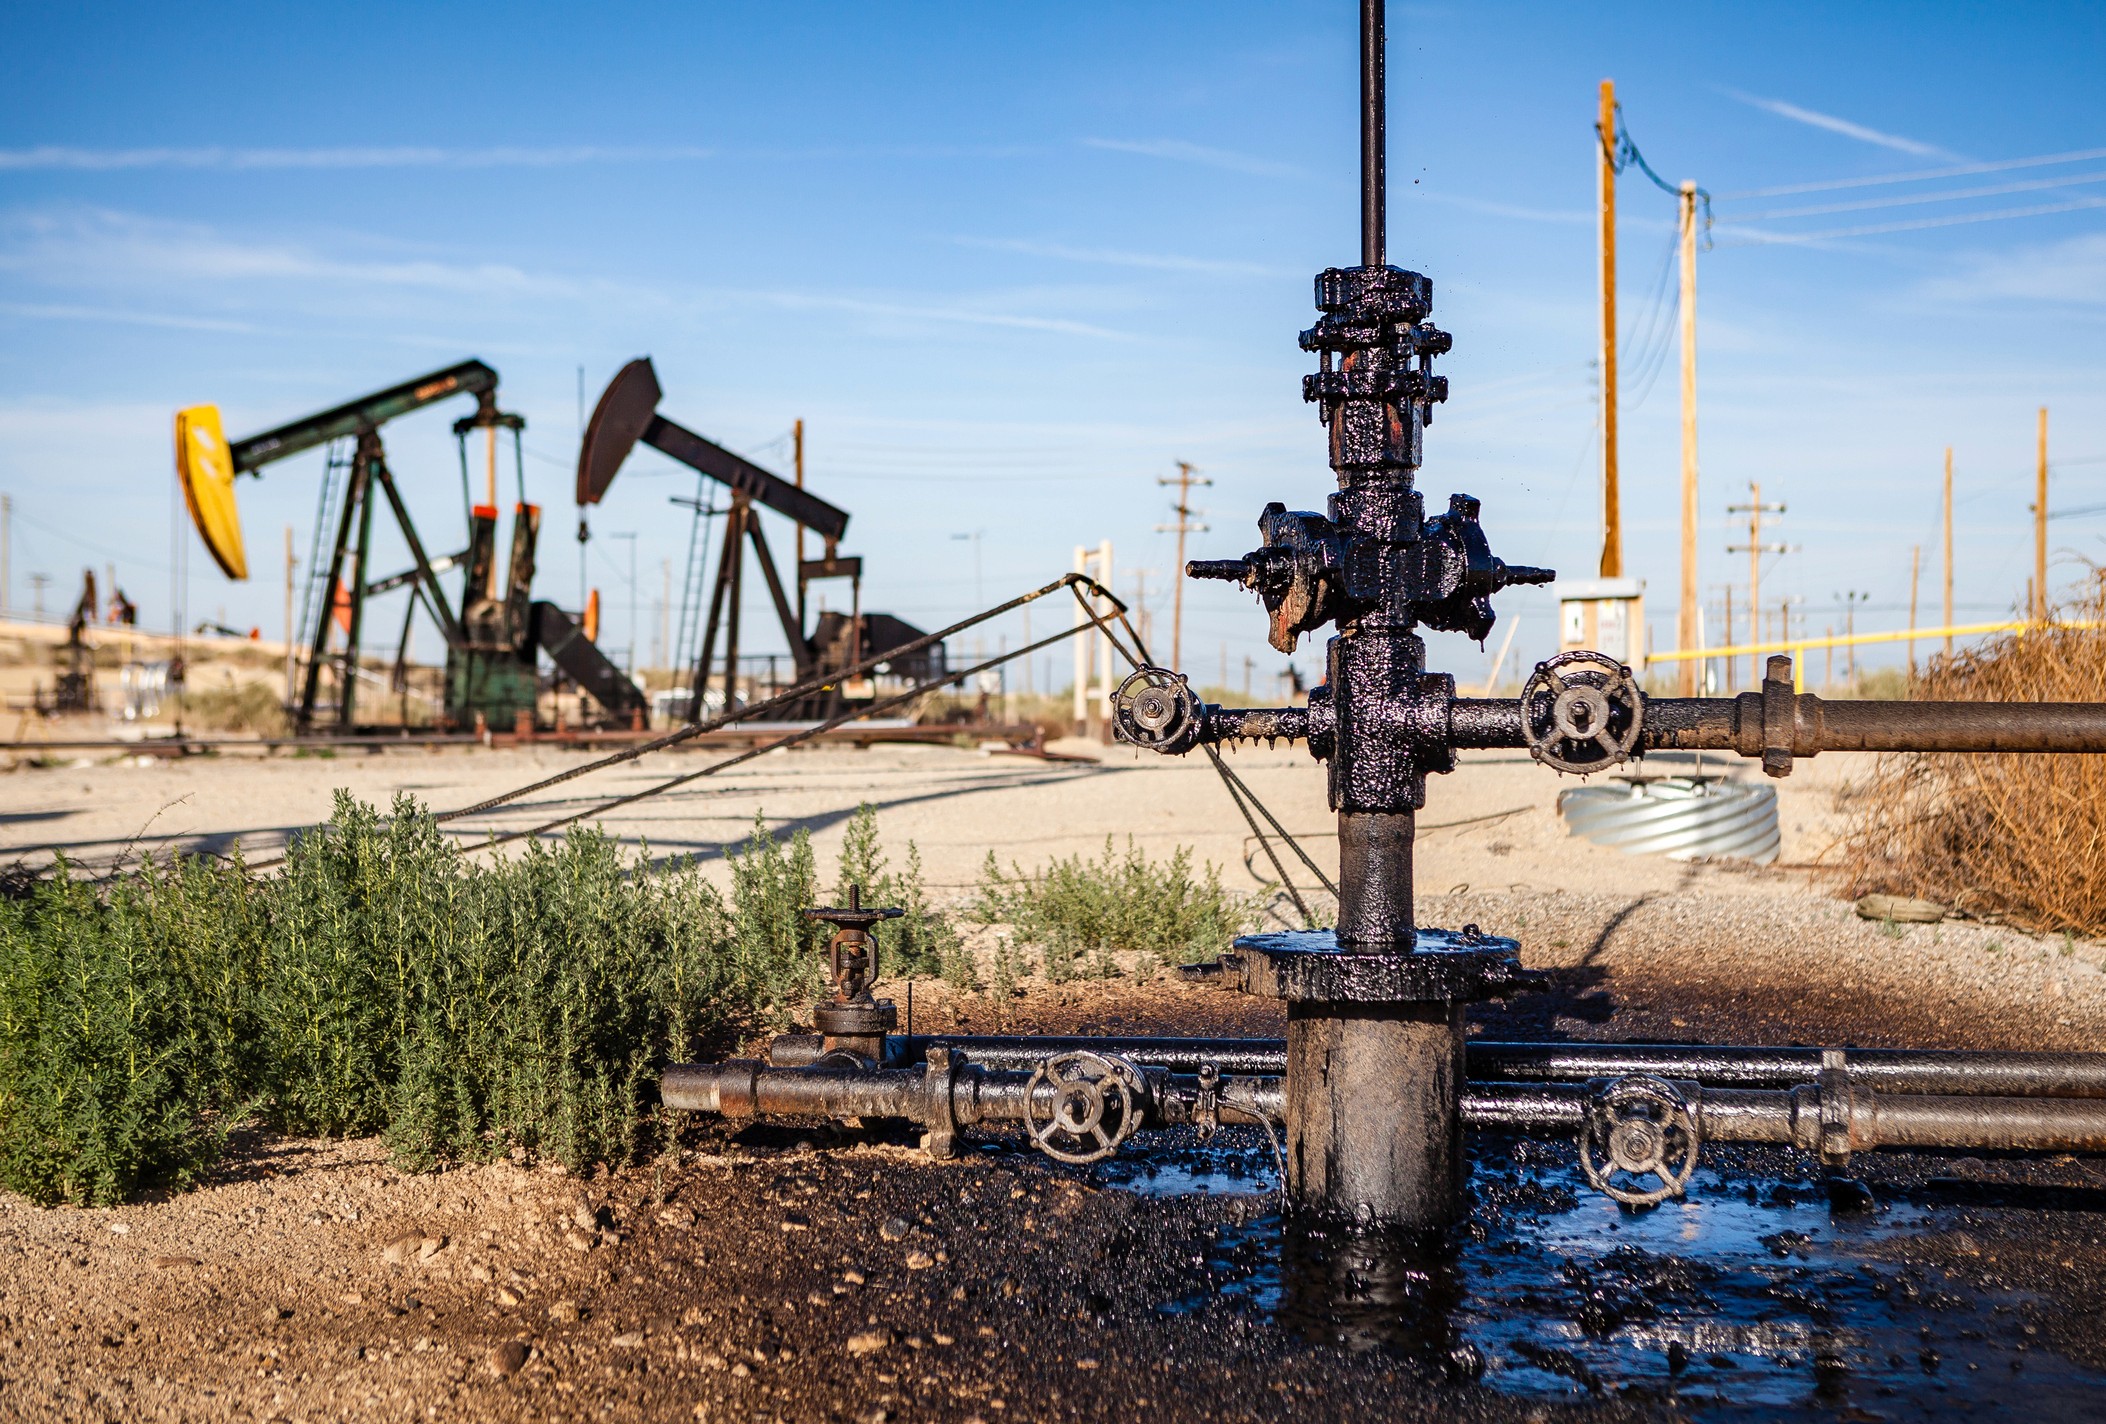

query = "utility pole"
[1676,179,1700,695]
[2034,406,2049,625]
[1155,460,1210,672]
[1596,78,1621,579]
[29,571,49,619]
[1722,584,1736,693]
[1837,590,1869,688]
[1129,569,1153,656]
[1243,654,1254,701]
[1942,446,1954,658]
[1725,482,1787,689]
[1908,544,1922,681]
[0,493,10,616]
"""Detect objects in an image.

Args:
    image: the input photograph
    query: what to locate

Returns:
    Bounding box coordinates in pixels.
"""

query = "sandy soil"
[5,733,2106,1421]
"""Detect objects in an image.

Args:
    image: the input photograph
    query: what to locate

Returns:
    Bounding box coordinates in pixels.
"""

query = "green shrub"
[0,795,927,1206]
[831,804,967,983]
[971,837,1259,980]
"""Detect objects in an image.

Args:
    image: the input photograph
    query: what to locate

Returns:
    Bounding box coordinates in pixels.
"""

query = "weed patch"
[971,837,1259,981]
[0,795,965,1206]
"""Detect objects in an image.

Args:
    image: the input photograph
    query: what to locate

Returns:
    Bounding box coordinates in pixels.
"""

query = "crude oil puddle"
[1101,1132,2106,1419]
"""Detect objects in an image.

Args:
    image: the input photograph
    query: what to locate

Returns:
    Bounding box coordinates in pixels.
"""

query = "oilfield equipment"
[175,361,643,733]
[577,357,944,722]
[662,0,2106,1242]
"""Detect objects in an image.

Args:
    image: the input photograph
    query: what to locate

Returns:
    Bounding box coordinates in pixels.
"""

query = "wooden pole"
[1677,180,1699,696]
[1723,584,1735,693]
[1597,79,1621,579]
[2035,406,2049,625]
[1747,483,1761,692]
[1908,544,1921,682]
[1157,460,1208,673]
[1942,446,1954,658]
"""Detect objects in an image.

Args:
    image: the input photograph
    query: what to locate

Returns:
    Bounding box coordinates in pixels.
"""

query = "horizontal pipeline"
[1466,1082,2106,1155]
[664,1057,1282,1129]
[764,1035,2106,1099]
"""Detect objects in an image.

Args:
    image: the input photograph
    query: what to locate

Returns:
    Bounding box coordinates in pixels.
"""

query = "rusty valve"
[1579,1074,1701,1207]
[1023,1051,1147,1164]
[1111,667,1206,754]
[804,883,905,1003]
[1522,651,1644,775]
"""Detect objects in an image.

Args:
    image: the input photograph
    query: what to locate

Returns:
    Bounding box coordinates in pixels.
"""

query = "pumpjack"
[176,362,645,733]
[577,358,947,721]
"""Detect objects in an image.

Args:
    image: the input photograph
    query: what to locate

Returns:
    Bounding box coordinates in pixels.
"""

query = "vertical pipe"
[283,524,295,702]
[1336,810,1415,947]
[1360,0,1385,268]
[1677,181,1699,696]
[1597,79,1620,579]
[1287,1002,1465,1226]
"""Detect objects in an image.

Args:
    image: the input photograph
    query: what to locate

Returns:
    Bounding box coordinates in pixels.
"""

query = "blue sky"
[2,0,2102,688]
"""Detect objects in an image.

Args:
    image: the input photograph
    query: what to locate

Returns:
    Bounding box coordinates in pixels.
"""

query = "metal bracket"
[921,1045,959,1160]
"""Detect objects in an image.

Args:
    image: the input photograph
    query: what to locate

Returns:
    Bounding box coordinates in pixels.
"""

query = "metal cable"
[237,572,1125,871]
[1076,582,1335,922]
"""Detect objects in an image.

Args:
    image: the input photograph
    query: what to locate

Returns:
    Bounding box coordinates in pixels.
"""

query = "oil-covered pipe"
[1464,1082,2106,1154]
[767,1035,2106,1101]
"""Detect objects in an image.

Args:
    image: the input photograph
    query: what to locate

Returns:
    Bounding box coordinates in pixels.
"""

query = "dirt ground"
[5,733,2106,1421]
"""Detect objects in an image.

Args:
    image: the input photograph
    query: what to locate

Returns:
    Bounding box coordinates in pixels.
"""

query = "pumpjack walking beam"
[577,358,855,714]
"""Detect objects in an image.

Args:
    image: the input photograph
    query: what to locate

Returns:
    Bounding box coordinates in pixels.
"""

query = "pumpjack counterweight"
[661,0,2106,1238]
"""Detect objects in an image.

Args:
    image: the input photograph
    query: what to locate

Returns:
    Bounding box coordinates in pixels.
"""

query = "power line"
[1717,144,2106,201]
[1721,167,2106,223]
[1719,193,2106,245]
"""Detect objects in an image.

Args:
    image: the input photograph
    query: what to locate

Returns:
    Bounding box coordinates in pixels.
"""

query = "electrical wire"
[1717,144,2106,201]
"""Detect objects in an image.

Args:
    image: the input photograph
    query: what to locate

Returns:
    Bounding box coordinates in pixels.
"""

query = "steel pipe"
[766,1035,2106,1101]
[1463,1082,2106,1154]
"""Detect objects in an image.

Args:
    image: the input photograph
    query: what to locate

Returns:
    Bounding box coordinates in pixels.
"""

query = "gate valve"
[1579,1075,1701,1207]
[804,884,904,1005]
[1411,495,1556,640]
[1111,668,1206,753]
[1521,652,1644,775]
[1188,503,1347,653]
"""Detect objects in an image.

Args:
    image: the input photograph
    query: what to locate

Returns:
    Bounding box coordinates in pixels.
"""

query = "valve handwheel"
[1110,668,1204,754]
[1024,1051,1146,1164]
[1521,651,1643,774]
[1579,1074,1700,1207]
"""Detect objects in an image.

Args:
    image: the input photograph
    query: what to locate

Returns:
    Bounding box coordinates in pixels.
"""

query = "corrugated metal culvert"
[1556,776,1780,865]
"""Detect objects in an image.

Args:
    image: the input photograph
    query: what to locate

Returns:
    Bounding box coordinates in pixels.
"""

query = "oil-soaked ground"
[16,973,2106,1423]
[1107,1130,2106,1420]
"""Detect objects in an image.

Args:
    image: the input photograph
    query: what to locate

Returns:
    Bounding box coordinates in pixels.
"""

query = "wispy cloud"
[0,300,263,333]
[756,288,1131,341]
[951,235,1289,278]
[1721,89,1964,161]
[1406,190,1591,226]
[1920,231,2106,306]
[1082,137,1303,180]
[0,208,586,299]
[0,206,1134,342]
[0,144,716,172]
